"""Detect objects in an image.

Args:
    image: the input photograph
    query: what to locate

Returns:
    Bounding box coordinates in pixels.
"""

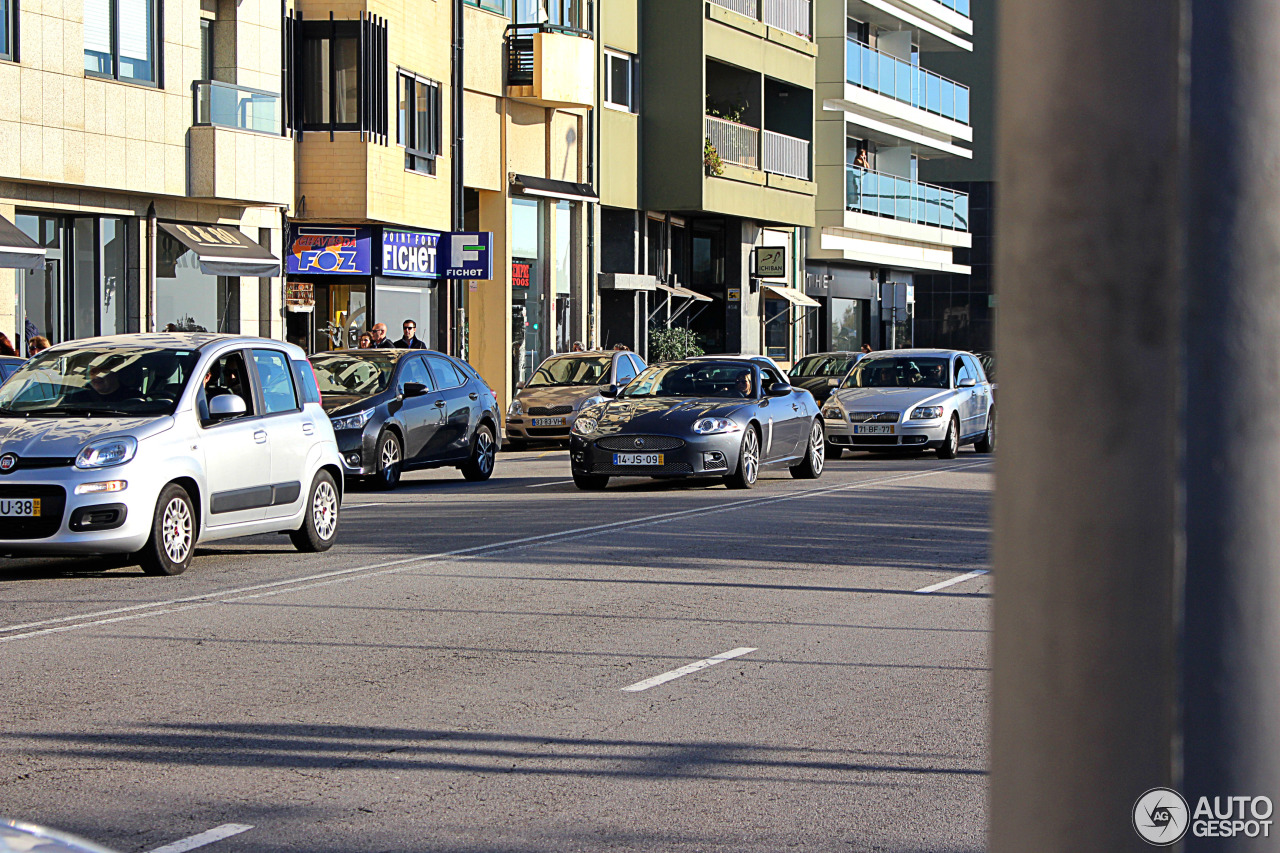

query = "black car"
[0,355,25,383]
[568,358,826,490]
[310,349,501,489]
[787,351,864,405]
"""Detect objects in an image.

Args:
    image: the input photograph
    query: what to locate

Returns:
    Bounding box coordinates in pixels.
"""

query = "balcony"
[846,40,970,125]
[193,81,281,135]
[846,166,968,231]
[934,0,970,17]
[708,0,811,39]
[504,23,595,109]
[706,115,810,180]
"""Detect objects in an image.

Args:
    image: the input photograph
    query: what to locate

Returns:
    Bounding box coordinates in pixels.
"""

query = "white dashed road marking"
[621,647,757,692]
[915,569,989,594]
[144,824,253,853]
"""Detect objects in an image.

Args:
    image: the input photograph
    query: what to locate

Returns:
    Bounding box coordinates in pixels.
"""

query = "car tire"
[725,425,761,490]
[138,483,196,576]
[573,471,609,490]
[289,470,340,553]
[974,407,996,454]
[374,430,402,490]
[824,444,844,460]
[937,415,960,459]
[790,419,826,480]
[461,424,498,481]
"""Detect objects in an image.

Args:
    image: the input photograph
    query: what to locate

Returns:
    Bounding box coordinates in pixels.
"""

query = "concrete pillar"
[471,188,514,412]
[1183,0,1280,842]
[991,0,1182,849]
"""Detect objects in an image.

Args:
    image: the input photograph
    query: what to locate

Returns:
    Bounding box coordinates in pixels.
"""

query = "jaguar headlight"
[75,437,137,469]
[571,417,598,436]
[910,406,945,420]
[693,417,740,435]
[331,408,374,430]
[508,399,524,416]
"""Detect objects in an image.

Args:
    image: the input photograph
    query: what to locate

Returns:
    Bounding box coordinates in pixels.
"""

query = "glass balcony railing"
[846,166,969,231]
[934,0,970,17]
[846,40,970,125]
[193,81,281,135]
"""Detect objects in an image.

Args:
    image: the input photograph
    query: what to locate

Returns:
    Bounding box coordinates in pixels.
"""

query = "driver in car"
[87,364,132,403]
[735,372,754,398]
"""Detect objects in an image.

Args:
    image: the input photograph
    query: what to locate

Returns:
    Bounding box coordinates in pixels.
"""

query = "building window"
[84,0,159,85]
[515,0,582,28]
[300,22,360,129]
[397,72,441,175]
[156,228,239,333]
[604,50,635,112]
[464,0,508,14]
[0,0,16,61]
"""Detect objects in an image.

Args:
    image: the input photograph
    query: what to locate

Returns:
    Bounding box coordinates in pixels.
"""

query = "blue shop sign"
[286,226,373,275]
[381,229,443,279]
[444,232,493,280]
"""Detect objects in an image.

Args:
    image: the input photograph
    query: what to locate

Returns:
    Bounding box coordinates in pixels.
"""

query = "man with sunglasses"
[394,319,427,350]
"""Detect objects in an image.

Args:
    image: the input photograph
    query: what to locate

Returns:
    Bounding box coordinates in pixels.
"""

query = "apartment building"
[597,0,819,365]
[805,0,973,352]
[458,0,594,408]
[282,0,453,353]
[0,0,291,349]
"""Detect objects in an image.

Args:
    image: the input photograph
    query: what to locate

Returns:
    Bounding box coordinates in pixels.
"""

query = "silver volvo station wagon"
[0,333,344,575]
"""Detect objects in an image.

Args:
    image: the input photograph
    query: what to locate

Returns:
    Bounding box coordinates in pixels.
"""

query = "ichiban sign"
[752,246,787,279]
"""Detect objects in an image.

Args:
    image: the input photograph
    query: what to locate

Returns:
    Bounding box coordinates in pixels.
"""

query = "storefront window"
[156,229,238,333]
[764,297,790,361]
[16,214,130,352]
[512,198,546,389]
[830,297,865,351]
[554,200,573,353]
[374,280,437,349]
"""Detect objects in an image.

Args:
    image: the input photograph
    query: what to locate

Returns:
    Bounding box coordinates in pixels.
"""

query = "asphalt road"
[0,446,992,853]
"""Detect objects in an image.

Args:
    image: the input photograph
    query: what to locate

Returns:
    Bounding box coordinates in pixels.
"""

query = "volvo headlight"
[693,417,740,435]
[75,437,137,469]
[911,406,945,420]
[823,405,844,420]
[331,408,374,430]
[508,399,524,416]
[571,417,598,436]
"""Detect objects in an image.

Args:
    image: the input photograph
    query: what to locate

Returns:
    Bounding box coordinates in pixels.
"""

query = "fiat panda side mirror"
[208,394,247,421]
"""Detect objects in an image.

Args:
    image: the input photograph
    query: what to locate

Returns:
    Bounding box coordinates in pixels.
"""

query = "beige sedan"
[505,350,646,448]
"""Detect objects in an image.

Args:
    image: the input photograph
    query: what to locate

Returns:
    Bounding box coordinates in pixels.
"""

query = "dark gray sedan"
[311,349,501,489]
[568,358,825,490]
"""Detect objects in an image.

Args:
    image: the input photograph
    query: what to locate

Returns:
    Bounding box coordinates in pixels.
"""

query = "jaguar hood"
[586,397,750,433]
[0,415,174,458]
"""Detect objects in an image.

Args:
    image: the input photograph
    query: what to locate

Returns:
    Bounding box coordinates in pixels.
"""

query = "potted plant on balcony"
[704,138,726,176]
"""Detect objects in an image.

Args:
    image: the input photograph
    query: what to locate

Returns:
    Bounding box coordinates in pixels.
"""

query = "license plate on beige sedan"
[0,498,40,517]
[852,425,895,435]
[613,452,663,466]
[532,417,567,427]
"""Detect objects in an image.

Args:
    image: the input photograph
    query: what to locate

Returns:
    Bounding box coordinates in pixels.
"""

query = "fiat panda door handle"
[302,423,315,435]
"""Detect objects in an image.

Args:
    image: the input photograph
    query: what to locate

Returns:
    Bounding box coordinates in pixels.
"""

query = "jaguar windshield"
[0,346,202,416]
[526,355,612,387]
[621,362,756,399]
[843,357,950,389]
[791,354,860,378]
[309,353,398,397]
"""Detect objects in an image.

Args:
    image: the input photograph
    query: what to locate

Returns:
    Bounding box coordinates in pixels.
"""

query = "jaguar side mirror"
[767,382,793,397]
[208,394,247,421]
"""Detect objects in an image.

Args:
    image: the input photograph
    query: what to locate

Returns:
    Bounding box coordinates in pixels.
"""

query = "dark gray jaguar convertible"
[567,358,825,490]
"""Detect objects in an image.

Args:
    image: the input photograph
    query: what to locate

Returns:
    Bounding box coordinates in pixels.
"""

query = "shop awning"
[656,282,712,302]
[160,222,281,277]
[0,216,45,270]
[598,273,658,291]
[763,284,822,308]
[510,174,600,203]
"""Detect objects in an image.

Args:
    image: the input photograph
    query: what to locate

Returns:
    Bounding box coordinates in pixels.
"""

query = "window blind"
[118,0,151,62]
[83,0,111,54]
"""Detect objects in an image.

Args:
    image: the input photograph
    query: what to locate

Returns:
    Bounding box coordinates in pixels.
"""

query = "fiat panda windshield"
[0,346,203,416]
[309,353,398,397]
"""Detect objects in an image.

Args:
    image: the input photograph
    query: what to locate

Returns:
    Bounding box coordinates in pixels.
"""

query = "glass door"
[314,282,368,351]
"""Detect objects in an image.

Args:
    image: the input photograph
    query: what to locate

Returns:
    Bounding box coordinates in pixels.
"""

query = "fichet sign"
[381,229,442,279]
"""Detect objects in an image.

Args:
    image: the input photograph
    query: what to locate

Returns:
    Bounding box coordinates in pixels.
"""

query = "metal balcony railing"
[762,129,809,180]
[847,166,969,231]
[934,0,970,17]
[762,0,811,38]
[192,81,281,135]
[846,39,970,125]
[708,0,811,39]
[504,23,591,87]
[706,115,759,169]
